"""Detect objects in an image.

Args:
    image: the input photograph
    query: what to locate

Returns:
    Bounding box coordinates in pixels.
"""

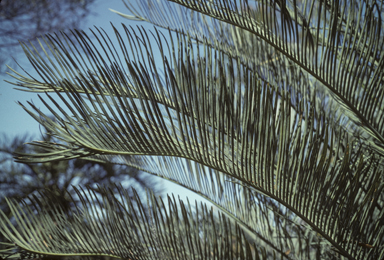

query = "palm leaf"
[2,0,384,259]
[0,185,287,259]
[113,0,384,155]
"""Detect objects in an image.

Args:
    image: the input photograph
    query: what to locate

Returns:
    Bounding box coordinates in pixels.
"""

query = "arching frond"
[0,186,280,259]
[2,0,384,259]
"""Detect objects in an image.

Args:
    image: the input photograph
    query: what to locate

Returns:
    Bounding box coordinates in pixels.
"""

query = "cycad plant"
[1,0,384,259]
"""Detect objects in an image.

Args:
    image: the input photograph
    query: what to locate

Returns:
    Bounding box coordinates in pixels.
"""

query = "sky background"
[0,0,203,204]
[1,1,133,139]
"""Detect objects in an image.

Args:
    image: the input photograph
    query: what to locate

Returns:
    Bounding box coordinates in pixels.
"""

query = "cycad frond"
[116,0,384,154]
[0,186,273,259]
[2,0,384,259]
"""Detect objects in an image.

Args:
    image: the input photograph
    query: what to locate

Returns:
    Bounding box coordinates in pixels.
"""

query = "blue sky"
[0,1,131,138]
[0,0,203,203]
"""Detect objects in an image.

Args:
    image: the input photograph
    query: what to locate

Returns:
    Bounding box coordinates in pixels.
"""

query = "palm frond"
[165,0,384,148]
[0,186,273,259]
[113,0,384,155]
[2,0,384,259]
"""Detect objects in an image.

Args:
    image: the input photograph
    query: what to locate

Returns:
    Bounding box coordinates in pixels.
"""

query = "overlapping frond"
[2,0,384,259]
[111,155,340,258]
[115,0,384,155]
[164,0,384,151]
[0,186,262,259]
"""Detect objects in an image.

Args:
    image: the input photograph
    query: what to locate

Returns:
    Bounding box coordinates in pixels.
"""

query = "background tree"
[1,0,384,259]
[0,0,97,74]
[0,132,163,216]
[0,129,163,259]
